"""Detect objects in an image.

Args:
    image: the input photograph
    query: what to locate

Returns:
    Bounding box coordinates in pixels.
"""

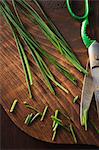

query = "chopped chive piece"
[51,116,62,124]
[29,112,40,124]
[23,101,40,113]
[24,113,33,125]
[10,99,18,113]
[82,109,88,131]
[52,110,59,128]
[40,106,48,121]
[73,96,79,104]
[84,109,88,131]
[52,130,57,141]
[70,124,77,144]
[53,122,59,131]
[24,114,30,125]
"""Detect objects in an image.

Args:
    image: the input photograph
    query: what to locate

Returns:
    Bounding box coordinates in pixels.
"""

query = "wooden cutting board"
[0,1,99,146]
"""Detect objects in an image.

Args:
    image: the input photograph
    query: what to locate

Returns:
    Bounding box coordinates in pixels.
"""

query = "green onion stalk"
[0,2,33,98]
[17,0,88,75]
[0,0,76,95]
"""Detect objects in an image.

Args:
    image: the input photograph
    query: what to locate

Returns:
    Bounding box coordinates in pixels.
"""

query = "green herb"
[10,99,18,113]
[53,122,59,131]
[0,1,33,98]
[73,96,79,104]
[69,124,77,144]
[52,130,57,141]
[24,101,40,113]
[32,0,71,50]
[52,110,59,128]
[24,114,30,125]
[51,116,62,124]
[24,102,48,121]
[82,108,88,131]
[24,113,33,125]
[18,0,88,75]
[40,106,48,121]
[51,115,70,132]
[51,110,59,141]
[51,110,70,141]
[29,112,40,124]
[51,110,77,142]
[1,1,70,95]
[1,0,87,101]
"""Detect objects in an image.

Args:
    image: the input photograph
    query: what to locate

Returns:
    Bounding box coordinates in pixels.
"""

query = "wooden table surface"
[0,0,99,147]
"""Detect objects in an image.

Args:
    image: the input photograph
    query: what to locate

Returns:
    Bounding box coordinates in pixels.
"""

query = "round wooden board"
[0,1,99,146]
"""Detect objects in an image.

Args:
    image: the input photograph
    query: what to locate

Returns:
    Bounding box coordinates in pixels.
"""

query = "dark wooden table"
[1,0,99,149]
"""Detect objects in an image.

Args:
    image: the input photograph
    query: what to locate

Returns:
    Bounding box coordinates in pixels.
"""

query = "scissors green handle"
[66,0,89,21]
[66,0,95,48]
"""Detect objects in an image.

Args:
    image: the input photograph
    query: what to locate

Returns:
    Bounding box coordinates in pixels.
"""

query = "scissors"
[66,0,99,130]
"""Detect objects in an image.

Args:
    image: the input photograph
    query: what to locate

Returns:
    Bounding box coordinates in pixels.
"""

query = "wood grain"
[0,1,99,145]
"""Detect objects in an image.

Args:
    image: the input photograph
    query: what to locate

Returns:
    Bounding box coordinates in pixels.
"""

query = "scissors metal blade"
[80,73,94,125]
[91,67,99,118]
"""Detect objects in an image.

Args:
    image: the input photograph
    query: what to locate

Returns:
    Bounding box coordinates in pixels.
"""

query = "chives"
[29,112,40,124]
[40,106,48,121]
[1,2,69,94]
[24,101,40,113]
[18,0,88,75]
[52,110,59,128]
[69,124,77,144]
[24,114,32,125]
[73,96,79,104]
[10,99,18,113]
[52,130,57,141]
[24,113,33,125]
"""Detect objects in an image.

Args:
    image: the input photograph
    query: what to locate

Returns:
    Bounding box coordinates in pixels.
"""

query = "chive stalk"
[1,3,69,94]
[18,0,88,75]
[24,114,30,125]
[82,108,88,131]
[24,113,33,125]
[69,124,77,144]
[73,96,79,104]
[53,123,59,131]
[52,110,59,128]
[52,130,57,141]
[29,112,40,124]
[24,101,40,113]
[40,106,48,121]
[1,1,78,97]
[10,99,18,113]
[0,3,33,98]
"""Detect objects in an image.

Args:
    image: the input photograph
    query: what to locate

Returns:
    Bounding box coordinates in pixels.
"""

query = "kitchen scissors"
[66,0,99,130]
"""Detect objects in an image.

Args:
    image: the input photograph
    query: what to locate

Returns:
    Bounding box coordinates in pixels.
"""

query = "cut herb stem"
[10,99,18,113]
[70,124,77,144]
[40,106,48,121]
[52,110,59,128]
[73,96,79,104]
[29,112,40,124]
[24,101,40,113]
[24,113,33,125]
[52,130,57,141]
[18,0,88,75]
